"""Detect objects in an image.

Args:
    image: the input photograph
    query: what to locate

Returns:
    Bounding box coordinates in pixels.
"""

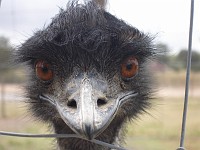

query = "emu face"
[16,2,155,148]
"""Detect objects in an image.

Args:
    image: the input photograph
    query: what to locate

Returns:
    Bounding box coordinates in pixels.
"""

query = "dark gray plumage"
[16,1,157,150]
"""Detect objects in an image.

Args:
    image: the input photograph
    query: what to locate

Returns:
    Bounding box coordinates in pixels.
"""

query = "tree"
[0,37,26,83]
[0,36,12,70]
[0,36,12,118]
[155,43,200,71]
[177,49,200,71]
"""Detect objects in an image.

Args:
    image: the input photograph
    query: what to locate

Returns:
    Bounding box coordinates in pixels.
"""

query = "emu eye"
[35,60,53,81]
[121,56,138,79]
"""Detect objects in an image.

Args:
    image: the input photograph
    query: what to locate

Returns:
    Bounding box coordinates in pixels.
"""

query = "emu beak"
[40,76,137,140]
[56,77,119,140]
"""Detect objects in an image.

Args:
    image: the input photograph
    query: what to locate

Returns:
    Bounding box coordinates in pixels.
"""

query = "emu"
[16,1,157,150]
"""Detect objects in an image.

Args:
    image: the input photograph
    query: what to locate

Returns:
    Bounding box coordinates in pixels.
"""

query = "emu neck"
[54,119,123,150]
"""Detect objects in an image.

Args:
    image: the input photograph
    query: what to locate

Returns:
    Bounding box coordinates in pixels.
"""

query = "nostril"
[97,98,107,107]
[67,99,77,109]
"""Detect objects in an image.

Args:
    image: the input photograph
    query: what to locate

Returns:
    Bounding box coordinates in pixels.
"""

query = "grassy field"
[0,102,53,150]
[125,97,200,150]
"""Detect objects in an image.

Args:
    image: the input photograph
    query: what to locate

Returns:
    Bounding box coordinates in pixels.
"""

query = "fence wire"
[177,0,195,150]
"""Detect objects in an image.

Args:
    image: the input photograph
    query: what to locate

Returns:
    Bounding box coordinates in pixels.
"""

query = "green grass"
[0,102,53,150]
[125,97,200,150]
[0,137,52,150]
[1,97,199,150]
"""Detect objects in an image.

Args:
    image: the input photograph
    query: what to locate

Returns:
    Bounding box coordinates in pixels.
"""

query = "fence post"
[1,81,6,118]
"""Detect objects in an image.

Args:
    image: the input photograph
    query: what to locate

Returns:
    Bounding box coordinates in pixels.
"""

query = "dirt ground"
[158,86,200,98]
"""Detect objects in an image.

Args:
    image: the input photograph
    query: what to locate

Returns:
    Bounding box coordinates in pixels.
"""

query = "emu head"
[16,2,155,142]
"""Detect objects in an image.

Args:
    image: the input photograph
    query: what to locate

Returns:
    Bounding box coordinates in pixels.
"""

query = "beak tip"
[83,124,95,140]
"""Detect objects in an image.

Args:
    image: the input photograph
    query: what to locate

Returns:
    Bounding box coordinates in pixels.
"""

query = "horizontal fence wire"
[0,131,127,150]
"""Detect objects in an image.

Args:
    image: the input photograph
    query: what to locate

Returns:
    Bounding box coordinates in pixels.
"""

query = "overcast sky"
[0,0,199,54]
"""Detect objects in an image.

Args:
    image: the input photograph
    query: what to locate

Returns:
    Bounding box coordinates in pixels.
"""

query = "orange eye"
[35,60,53,81]
[121,56,138,79]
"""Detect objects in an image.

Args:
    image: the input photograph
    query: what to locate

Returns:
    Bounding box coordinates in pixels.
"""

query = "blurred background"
[0,0,199,150]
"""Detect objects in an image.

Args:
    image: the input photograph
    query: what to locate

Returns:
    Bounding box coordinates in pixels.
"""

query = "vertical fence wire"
[177,0,194,150]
